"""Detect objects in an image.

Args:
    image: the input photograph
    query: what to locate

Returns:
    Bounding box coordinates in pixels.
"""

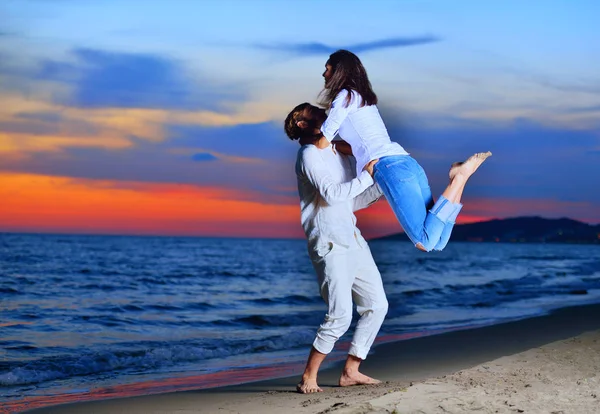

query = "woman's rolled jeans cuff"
[373,155,461,252]
[432,203,462,251]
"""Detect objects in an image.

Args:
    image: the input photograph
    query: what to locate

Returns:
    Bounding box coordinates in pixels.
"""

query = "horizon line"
[1,215,598,240]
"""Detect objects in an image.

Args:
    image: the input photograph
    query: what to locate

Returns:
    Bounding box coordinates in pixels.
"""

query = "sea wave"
[0,331,315,387]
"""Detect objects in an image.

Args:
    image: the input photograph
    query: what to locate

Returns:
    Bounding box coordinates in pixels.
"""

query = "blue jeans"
[374,155,462,251]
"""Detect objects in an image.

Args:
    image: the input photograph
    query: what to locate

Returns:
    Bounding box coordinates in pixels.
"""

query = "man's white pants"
[310,242,388,360]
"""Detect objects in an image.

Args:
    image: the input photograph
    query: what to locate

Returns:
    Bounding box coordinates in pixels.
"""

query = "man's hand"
[363,159,379,177]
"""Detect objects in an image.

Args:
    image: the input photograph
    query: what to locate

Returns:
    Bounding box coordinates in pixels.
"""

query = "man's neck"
[299,130,328,148]
[313,135,330,149]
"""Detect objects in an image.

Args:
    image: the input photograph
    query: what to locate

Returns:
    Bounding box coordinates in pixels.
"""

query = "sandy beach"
[17,303,600,414]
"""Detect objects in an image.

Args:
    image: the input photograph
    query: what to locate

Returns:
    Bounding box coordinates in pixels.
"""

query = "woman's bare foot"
[415,242,428,252]
[448,162,462,181]
[297,377,323,394]
[449,151,492,182]
[339,369,381,387]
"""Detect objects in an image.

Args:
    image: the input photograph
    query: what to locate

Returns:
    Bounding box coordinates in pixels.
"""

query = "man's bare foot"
[339,369,381,387]
[449,151,492,182]
[296,377,323,394]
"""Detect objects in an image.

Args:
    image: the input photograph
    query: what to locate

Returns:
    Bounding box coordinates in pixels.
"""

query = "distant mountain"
[377,217,600,244]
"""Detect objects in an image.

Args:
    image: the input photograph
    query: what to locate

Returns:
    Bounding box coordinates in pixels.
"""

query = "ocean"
[1,233,600,411]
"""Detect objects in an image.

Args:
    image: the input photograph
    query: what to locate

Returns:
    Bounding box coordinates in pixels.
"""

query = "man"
[284,102,388,394]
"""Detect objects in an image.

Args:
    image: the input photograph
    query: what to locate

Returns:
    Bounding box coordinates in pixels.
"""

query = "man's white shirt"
[296,142,383,256]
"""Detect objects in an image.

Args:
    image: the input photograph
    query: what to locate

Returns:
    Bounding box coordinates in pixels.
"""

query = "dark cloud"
[16,111,63,123]
[254,35,441,57]
[0,121,59,135]
[2,113,599,212]
[192,152,218,162]
[35,48,244,111]
[0,111,64,135]
[0,28,19,37]
[0,121,298,205]
[0,110,99,136]
[565,104,600,113]
[0,52,25,80]
[454,48,600,97]
[484,64,600,96]
[379,110,600,203]
[522,73,600,96]
[167,121,293,160]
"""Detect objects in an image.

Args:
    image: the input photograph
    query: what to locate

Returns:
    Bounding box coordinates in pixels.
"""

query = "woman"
[318,49,492,252]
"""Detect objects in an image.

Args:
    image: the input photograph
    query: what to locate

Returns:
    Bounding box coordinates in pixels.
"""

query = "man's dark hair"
[284,102,313,141]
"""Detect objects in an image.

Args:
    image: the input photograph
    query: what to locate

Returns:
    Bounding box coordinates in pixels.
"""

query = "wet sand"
[20,303,600,414]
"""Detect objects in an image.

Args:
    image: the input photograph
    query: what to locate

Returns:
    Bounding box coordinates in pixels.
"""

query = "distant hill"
[377,217,600,244]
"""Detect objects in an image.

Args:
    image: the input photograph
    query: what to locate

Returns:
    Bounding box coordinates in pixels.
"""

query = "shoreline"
[11,302,600,414]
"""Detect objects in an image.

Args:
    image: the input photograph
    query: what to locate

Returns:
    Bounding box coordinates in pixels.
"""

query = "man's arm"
[353,183,384,212]
[302,148,373,205]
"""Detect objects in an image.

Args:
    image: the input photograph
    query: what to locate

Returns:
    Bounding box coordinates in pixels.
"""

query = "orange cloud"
[1,172,596,240]
[0,92,277,152]
[0,132,132,154]
[0,172,303,238]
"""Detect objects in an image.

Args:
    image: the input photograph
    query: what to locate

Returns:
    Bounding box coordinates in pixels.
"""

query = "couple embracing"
[284,50,491,393]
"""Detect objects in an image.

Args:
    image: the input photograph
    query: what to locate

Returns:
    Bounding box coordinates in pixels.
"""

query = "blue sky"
[1,0,599,236]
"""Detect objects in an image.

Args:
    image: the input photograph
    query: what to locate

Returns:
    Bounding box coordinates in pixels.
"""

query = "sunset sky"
[1,0,599,238]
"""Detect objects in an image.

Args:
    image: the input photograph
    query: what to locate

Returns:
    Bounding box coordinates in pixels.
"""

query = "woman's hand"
[363,159,379,177]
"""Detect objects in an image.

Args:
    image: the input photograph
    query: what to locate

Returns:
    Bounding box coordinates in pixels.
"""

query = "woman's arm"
[320,89,354,142]
[302,148,373,205]
[332,140,353,156]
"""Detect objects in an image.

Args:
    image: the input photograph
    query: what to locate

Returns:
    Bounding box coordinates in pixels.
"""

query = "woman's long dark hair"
[318,49,378,109]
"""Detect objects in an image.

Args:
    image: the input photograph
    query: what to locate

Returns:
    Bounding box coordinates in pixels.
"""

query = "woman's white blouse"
[320,89,408,175]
